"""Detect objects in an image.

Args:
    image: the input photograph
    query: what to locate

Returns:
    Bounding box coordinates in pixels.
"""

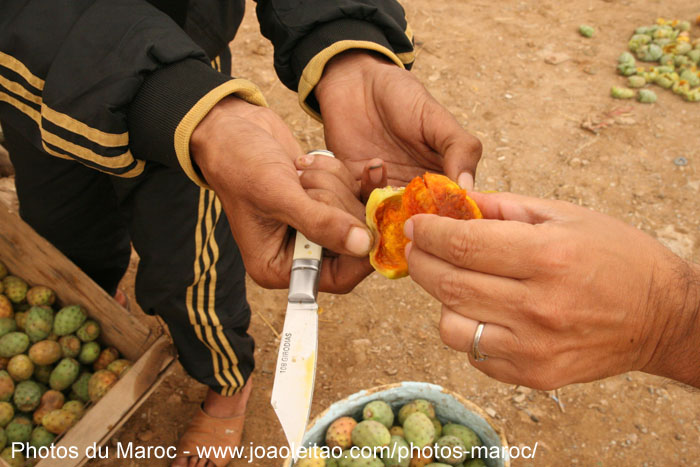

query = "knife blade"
[272,151,333,460]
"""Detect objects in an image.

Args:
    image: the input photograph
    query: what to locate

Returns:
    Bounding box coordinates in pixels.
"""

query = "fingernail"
[458,172,474,190]
[297,154,314,167]
[369,164,383,185]
[404,219,414,240]
[345,227,372,256]
[405,241,412,258]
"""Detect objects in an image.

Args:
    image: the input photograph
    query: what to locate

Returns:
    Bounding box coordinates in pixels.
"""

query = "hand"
[314,51,482,189]
[404,192,700,389]
[191,97,376,293]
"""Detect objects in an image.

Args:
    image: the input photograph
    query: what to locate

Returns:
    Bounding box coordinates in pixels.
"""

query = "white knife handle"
[289,231,322,303]
[293,230,323,261]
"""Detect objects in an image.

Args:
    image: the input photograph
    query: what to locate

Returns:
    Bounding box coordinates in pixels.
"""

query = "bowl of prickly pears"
[284,381,509,467]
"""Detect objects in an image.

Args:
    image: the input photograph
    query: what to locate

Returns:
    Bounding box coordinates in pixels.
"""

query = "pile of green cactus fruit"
[0,261,131,466]
[297,398,486,467]
[613,17,700,103]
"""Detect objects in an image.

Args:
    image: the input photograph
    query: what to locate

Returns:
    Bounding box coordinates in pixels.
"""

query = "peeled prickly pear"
[42,408,77,435]
[351,420,391,449]
[326,416,357,450]
[26,286,56,307]
[88,369,117,402]
[49,358,80,391]
[53,305,87,336]
[28,340,62,366]
[362,400,394,428]
[403,413,435,448]
[0,332,29,358]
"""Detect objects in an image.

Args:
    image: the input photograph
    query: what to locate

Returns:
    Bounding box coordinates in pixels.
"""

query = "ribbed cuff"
[128,58,266,187]
[290,19,406,121]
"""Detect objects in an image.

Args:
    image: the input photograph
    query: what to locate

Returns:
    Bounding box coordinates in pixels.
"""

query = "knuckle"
[448,229,476,267]
[437,272,470,306]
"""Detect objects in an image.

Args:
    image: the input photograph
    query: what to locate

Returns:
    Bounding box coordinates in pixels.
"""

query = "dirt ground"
[2,0,700,465]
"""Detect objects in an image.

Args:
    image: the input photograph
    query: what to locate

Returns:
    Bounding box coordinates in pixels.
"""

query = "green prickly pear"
[62,400,85,420]
[0,332,29,358]
[28,340,61,366]
[13,312,26,331]
[53,305,87,336]
[0,296,12,319]
[25,306,54,342]
[296,446,325,467]
[362,400,394,428]
[424,464,451,467]
[351,420,391,448]
[33,365,52,384]
[26,286,56,307]
[389,426,404,438]
[398,400,435,425]
[0,427,5,451]
[435,435,467,464]
[403,413,435,448]
[13,380,42,412]
[325,416,357,450]
[383,435,410,467]
[58,335,81,358]
[30,426,55,449]
[0,371,13,402]
[0,446,24,467]
[42,408,77,435]
[49,358,80,391]
[76,319,100,342]
[442,424,482,452]
[1,277,27,304]
[71,372,91,402]
[5,416,31,443]
[78,341,100,365]
[432,418,442,438]
[0,402,13,427]
[93,346,118,371]
[0,319,16,338]
[339,454,383,467]
[106,359,131,378]
[88,369,117,402]
[463,460,486,467]
[7,354,33,381]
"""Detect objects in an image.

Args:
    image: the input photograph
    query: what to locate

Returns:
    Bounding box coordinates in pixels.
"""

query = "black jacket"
[0,0,414,186]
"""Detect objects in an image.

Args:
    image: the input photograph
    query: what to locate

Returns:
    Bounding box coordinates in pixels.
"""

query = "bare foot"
[172,378,253,467]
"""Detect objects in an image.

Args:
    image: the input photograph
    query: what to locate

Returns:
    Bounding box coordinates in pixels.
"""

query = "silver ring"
[472,322,488,362]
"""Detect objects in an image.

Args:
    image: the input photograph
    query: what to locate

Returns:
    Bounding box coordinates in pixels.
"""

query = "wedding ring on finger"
[472,322,489,362]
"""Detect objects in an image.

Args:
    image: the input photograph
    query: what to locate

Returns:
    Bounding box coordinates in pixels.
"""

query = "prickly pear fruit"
[432,418,442,438]
[0,372,13,402]
[78,341,101,365]
[14,380,42,411]
[7,354,33,381]
[62,400,85,420]
[0,332,29,358]
[71,372,91,402]
[76,319,100,342]
[351,420,391,448]
[0,296,12,319]
[1,277,27,304]
[106,359,131,378]
[442,424,482,452]
[88,369,117,402]
[53,305,87,336]
[33,390,65,425]
[325,416,357,450]
[33,365,52,384]
[408,447,433,467]
[59,335,81,358]
[30,426,56,448]
[0,319,15,339]
[0,427,5,451]
[5,416,31,443]
[463,459,486,467]
[390,426,404,438]
[0,446,24,467]
[13,312,26,331]
[0,402,13,427]
[93,347,119,371]
[296,446,325,467]
[362,400,394,428]
[26,286,56,307]
[339,453,383,467]
[25,306,54,342]
[0,359,6,372]
[28,340,62,366]
[49,358,80,391]
[435,435,467,464]
[384,435,410,467]
[42,408,77,434]
[398,400,436,425]
[403,413,435,448]
[423,464,451,467]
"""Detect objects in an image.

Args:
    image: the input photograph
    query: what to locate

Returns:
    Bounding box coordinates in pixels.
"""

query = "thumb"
[468,191,571,224]
[360,158,388,202]
[275,179,373,257]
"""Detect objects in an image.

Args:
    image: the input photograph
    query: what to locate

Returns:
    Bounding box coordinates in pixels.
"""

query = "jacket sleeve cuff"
[290,19,413,121]
[128,58,267,187]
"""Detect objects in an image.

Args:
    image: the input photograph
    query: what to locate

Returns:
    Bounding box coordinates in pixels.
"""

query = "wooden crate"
[0,204,177,466]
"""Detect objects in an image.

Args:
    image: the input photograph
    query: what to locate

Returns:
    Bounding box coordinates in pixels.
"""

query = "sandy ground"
[2,0,700,465]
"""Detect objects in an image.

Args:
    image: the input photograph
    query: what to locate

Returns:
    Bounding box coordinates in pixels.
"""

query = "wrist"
[643,257,700,387]
[314,50,396,104]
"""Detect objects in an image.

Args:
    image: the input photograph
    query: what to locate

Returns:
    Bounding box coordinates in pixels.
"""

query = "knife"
[271,150,332,460]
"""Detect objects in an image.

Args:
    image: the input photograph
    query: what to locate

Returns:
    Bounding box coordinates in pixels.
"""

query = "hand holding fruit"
[405,192,700,389]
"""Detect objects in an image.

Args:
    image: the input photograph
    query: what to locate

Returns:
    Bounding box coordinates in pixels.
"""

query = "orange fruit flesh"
[373,196,408,274]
